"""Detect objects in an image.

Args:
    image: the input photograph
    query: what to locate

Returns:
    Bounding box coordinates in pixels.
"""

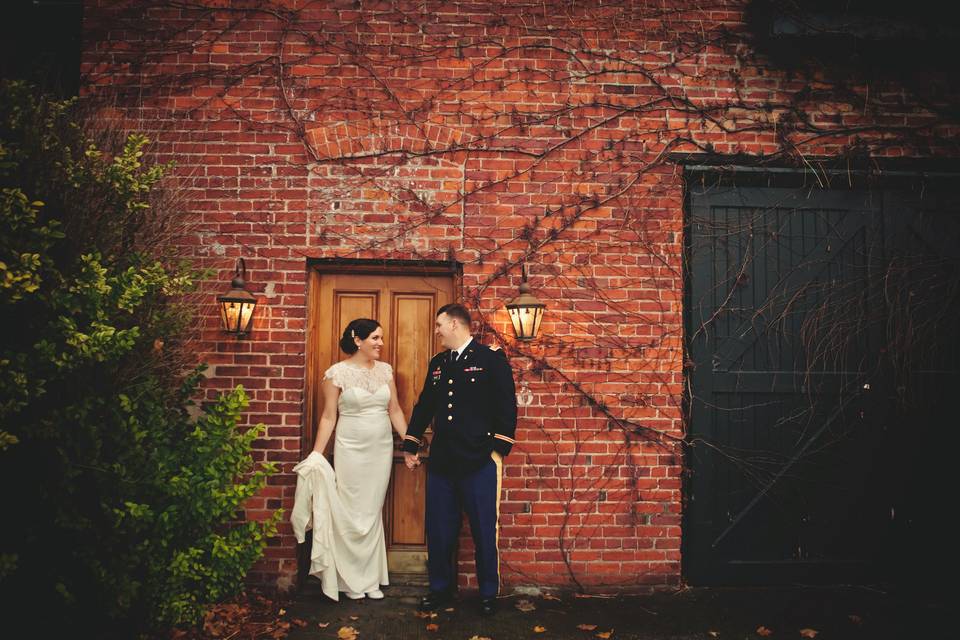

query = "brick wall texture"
[80,0,958,593]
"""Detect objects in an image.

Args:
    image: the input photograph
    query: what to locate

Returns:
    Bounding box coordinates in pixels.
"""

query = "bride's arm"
[311,378,340,454]
[387,377,408,438]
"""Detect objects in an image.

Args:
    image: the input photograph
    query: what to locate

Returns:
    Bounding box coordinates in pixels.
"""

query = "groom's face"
[435,312,460,350]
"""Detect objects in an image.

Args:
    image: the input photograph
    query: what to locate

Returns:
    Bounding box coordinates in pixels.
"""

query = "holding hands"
[404,451,420,469]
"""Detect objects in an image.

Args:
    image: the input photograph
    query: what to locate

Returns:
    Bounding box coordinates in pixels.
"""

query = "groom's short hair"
[437,303,471,328]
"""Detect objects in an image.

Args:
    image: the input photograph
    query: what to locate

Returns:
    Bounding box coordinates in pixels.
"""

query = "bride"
[292,318,408,601]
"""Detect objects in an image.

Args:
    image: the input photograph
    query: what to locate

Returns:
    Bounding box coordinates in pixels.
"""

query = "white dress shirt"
[451,336,473,360]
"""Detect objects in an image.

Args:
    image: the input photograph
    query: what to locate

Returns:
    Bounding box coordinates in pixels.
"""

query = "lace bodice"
[324,360,393,395]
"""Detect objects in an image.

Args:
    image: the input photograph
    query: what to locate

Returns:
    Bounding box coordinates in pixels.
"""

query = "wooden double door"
[303,266,454,578]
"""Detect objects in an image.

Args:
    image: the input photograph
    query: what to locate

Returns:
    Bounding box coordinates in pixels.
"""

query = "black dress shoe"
[479,597,497,617]
[419,590,452,611]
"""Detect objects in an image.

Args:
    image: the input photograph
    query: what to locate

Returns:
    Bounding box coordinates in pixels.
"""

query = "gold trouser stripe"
[491,451,503,595]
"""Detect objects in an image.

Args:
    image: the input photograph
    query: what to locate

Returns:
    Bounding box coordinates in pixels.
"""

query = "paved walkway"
[283,583,944,639]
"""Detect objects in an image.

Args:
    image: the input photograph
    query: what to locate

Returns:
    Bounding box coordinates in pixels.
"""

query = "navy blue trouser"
[425,455,502,598]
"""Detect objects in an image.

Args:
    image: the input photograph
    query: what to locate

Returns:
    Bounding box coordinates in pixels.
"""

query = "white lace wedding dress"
[293,360,394,600]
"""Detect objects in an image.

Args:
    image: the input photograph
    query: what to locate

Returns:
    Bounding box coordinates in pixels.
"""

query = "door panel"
[392,295,436,418]
[304,269,454,580]
[686,186,884,585]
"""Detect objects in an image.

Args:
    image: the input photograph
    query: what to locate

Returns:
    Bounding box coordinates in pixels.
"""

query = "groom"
[402,303,518,617]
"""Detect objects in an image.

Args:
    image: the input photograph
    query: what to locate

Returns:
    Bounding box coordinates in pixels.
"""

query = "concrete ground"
[283,583,946,639]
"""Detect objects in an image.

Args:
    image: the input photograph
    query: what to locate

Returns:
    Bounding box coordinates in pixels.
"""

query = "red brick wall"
[80,0,957,593]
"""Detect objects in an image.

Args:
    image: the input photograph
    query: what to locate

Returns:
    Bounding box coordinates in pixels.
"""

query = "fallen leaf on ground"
[199,595,292,640]
[577,624,598,631]
[414,610,438,619]
[848,615,862,624]
[337,626,359,640]
[515,599,537,612]
[444,607,455,612]
[708,631,720,638]
[799,629,818,638]
[756,626,773,637]
[534,625,547,633]
[349,615,359,621]
[291,618,307,627]
[318,622,330,628]
[596,630,614,639]
[269,621,291,640]
[426,623,439,632]
[278,608,286,616]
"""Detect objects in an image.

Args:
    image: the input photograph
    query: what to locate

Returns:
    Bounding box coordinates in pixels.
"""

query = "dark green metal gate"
[683,171,959,585]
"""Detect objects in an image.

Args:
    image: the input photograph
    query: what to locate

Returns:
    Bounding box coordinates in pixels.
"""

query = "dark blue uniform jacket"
[402,340,517,476]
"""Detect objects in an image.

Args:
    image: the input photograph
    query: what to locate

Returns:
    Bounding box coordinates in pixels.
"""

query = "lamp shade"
[505,280,545,340]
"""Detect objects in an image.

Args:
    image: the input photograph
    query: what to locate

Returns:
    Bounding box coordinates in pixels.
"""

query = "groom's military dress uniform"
[403,339,517,599]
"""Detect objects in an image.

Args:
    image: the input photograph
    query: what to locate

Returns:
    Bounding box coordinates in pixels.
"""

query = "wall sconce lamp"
[505,264,545,341]
[217,258,257,337]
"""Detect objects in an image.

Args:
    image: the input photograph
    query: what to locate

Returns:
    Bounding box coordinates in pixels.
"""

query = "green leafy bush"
[0,80,279,636]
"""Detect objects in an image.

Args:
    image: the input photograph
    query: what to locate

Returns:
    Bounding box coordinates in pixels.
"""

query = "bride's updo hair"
[339,318,381,354]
